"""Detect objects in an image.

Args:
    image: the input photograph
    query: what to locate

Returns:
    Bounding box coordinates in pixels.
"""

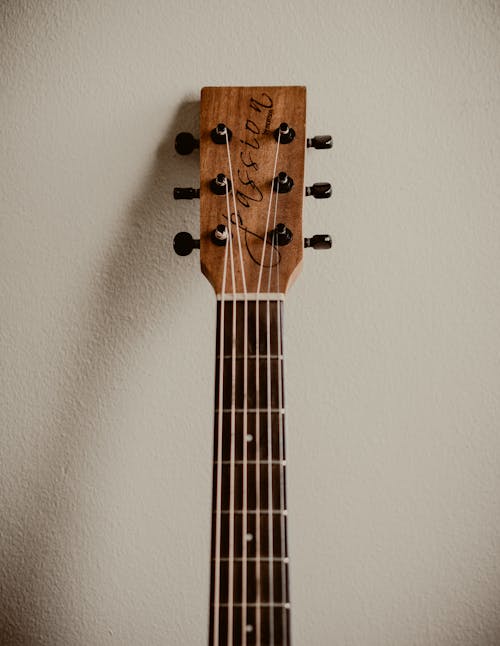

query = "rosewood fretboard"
[209,296,291,646]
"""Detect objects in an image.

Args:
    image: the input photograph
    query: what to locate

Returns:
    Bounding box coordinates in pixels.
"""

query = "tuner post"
[210,174,232,195]
[211,224,229,247]
[211,123,233,144]
[273,171,294,194]
[269,223,293,246]
[274,122,296,144]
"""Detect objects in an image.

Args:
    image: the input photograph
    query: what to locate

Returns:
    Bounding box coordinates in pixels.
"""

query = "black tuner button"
[273,171,294,194]
[269,223,293,246]
[305,182,332,199]
[211,123,233,144]
[210,174,232,195]
[211,224,229,246]
[274,122,296,144]
[173,187,200,200]
[175,132,199,155]
[173,232,200,256]
[306,135,333,150]
[304,234,333,250]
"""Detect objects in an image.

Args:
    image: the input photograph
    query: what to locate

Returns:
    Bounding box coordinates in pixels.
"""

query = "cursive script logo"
[236,93,273,211]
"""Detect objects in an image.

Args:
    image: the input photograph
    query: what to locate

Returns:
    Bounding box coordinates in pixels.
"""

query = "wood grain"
[199,86,306,295]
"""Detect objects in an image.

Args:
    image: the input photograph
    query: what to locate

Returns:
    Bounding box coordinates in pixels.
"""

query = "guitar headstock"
[173,86,332,295]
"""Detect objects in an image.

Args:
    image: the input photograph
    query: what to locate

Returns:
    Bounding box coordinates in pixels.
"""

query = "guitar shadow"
[0,99,201,645]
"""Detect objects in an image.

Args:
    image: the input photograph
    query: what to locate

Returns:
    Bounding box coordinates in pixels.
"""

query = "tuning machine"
[173,232,200,256]
[305,182,332,199]
[175,132,199,155]
[304,235,332,250]
[307,135,333,149]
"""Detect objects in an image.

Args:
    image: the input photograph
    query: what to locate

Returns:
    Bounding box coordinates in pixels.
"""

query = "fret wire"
[215,408,285,413]
[215,603,291,608]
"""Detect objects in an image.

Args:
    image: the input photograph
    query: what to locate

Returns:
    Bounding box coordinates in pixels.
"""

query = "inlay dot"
[283,557,289,564]
[246,434,253,442]
[283,510,288,516]
[245,533,253,542]
[285,603,291,609]
[245,625,253,633]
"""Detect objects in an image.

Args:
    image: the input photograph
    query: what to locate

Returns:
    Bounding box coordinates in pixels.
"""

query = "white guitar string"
[256,135,281,294]
[256,130,281,645]
[254,293,262,645]
[224,128,249,646]
[213,237,230,646]
[225,134,249,646]
[267,183,289,645]
[265,297,275,646]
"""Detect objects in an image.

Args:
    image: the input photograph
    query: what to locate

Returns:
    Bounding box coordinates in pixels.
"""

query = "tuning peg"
[273,171,294,194]
[173,187,200,200]
[269,223,293,246]
[304,234,332,250]
[175,132,199,155]
[306,135,333,150]
[305,182,332,199]
[173,232,200,256]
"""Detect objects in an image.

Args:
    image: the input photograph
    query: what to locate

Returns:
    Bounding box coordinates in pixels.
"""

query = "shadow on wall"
[0,99,200,645]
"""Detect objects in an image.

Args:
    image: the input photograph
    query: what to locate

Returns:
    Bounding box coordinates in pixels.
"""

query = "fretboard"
[209,296,291,646]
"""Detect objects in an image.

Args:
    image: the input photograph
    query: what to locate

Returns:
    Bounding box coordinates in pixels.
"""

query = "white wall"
[1,1,500,644]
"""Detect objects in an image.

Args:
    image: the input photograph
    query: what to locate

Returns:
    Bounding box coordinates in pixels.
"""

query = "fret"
[214,603,291,608]
[216,461,286,466]
[215,408,285,413]
[214,557,289,562]
[218,355,284,360]
[214,509,287,514]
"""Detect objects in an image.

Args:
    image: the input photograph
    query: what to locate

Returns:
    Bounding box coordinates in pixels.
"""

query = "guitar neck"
[209,295,291,646]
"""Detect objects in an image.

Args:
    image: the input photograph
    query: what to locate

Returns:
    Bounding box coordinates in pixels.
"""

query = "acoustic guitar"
[173,86,332,646]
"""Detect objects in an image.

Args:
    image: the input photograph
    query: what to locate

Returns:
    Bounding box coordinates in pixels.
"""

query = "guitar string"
[267,181,288,645]
[213,233,230,646]
[257,130,281,645]
[225,134,249,646]
[224,129,249,646]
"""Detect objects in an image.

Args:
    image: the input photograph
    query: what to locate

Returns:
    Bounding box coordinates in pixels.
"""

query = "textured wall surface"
[1,1,500,644]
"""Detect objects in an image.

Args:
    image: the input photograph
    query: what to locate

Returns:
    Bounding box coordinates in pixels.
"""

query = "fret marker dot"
[245,533,253,542]
[283,460,287,466]
[283,510,288,516]
[285,602,291,609]
[246,434,253,442]
[283,557,289,564]
[245,625,253,633]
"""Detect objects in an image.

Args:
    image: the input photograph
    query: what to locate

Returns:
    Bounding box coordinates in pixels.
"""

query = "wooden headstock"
[173,86,332,295]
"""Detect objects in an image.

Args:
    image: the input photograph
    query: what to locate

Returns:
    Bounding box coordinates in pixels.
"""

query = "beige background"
[1,1,500,644]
